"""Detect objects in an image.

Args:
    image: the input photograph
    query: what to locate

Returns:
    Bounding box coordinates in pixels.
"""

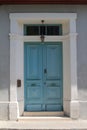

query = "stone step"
[23,111,64,117]
[18,116,70,121]
[0,128,87,130]
[0,120,87,130]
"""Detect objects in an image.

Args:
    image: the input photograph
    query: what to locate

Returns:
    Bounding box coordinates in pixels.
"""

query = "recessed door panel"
[26,45,41,79]
[46,45,59,79]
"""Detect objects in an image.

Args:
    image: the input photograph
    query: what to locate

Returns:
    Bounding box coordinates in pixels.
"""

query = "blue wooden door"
[24,42,63,111]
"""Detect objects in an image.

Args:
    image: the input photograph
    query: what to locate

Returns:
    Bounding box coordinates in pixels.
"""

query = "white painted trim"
[9,13,79,120]
[0,102,18,103]
[9,33,78,42]
[9,13,77,20]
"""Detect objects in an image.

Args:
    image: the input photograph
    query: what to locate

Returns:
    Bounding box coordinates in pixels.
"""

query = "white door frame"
[9,13,79,120]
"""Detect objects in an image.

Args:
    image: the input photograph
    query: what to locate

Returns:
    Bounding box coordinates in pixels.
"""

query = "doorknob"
[44,68,47,74]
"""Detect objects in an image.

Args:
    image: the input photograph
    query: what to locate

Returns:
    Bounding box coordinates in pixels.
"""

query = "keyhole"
[44,69,47,74]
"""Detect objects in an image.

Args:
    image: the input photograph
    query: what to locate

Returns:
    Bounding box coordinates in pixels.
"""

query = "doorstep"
[0,117,87,130]
[0,119,87,130]
[18,116,70,121]
[19,111,68,121]
[23,111,64,117]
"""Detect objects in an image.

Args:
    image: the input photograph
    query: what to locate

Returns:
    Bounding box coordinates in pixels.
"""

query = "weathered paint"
[24,42,63,111]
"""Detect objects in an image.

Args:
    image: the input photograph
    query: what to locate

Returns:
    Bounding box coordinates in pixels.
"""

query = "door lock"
[44,69,47,74]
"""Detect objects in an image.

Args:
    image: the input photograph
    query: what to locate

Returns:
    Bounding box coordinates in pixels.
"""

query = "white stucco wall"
[0,5,87,120]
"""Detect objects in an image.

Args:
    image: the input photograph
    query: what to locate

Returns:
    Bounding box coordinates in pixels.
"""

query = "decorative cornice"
[0,0,87,5]
[9,33,78,41]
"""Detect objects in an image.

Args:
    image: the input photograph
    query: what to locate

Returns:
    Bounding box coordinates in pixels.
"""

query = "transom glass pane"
[24,26,39,35]
[24,25,62,36]
[47,26,60,35]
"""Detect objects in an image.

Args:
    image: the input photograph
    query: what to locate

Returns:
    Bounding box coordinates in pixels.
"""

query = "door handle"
[44,69,47,74]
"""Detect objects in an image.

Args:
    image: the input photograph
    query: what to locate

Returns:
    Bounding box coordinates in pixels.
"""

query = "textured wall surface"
[0,5,87,119]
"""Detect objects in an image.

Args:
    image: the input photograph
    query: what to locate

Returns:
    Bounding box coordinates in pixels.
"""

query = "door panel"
[24,43,63,111]
[44,44,62,111]
[24,44,43,111]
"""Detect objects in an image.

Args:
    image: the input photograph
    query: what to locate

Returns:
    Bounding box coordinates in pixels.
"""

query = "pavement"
[0,117,87,130]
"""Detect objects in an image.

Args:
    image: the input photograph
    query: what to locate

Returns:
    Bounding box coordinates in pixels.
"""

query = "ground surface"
[0,117,87,130]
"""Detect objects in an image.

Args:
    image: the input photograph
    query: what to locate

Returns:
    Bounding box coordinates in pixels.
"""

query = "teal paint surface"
[24,42,63,111]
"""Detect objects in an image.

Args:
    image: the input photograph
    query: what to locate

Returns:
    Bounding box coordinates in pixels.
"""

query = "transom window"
[24,24,62,36]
